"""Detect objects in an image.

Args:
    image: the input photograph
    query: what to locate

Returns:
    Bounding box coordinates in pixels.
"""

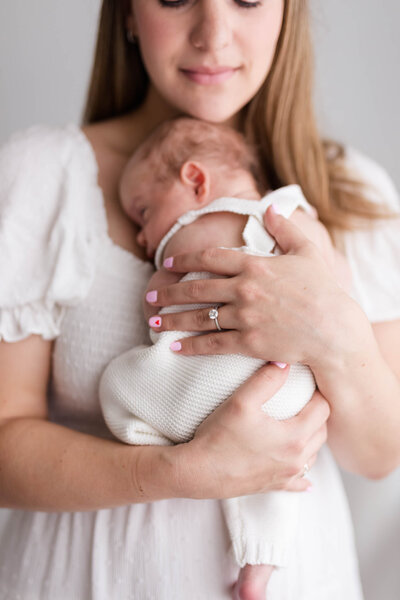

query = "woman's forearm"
[0,417,180,511]
[311,314,400,478]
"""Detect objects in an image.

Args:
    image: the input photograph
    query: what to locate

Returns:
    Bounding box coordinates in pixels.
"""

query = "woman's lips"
[181,67,238,85]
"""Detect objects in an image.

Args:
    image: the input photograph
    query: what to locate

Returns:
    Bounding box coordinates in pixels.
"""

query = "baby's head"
[120,117,262,258]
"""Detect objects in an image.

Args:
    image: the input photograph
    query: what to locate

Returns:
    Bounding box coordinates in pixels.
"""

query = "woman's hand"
[170,362,330,499]
[146,207,357,370]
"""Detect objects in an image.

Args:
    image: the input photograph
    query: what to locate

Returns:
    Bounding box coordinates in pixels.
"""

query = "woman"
[0,1,399,599]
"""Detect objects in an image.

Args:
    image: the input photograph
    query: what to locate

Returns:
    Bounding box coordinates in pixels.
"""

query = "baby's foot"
[232,563,274,600]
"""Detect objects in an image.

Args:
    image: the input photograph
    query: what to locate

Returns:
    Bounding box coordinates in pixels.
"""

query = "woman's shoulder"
[0,123,107,342]
[339,147,400,323]
[0,122,104,221]
[0,123,97,185]
[343,146,399,211]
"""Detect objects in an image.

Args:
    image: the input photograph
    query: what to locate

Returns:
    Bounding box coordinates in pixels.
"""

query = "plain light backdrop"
[0,2,399,600]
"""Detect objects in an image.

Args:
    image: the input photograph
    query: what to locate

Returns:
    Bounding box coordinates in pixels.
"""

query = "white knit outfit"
[100,187,316,568]
[1,123,399,600]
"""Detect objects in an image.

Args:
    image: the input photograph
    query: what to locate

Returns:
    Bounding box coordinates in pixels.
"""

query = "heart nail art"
[149,316,162,328]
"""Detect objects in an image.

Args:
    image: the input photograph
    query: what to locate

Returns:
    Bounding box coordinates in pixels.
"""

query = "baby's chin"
[145,247,155,260]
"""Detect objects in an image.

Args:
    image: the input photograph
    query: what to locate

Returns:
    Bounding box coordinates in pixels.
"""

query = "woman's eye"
[159,0,261,8]
[235,0,262,7]
[158,0,188,8]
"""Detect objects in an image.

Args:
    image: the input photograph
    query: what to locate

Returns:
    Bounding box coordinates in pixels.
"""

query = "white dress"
[0,123,399,600]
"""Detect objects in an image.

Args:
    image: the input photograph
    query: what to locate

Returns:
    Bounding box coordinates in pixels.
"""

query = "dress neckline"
[68,123,150,269]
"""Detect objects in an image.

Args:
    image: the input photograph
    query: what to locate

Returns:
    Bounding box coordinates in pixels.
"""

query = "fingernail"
[146,290,158,303]
[149,316,162,328]
[306,486,313,493]
[164,257,174,269]
[271,203,282,215]
[170,341,182,352]
[272,361,287,369]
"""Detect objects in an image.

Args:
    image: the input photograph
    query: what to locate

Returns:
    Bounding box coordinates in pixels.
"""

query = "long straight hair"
[83,0,389,232]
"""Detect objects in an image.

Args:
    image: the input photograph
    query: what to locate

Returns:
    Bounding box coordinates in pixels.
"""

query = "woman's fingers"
[231,362,290,410]
[170,330,243,355]
[151,305,237,333]
[146,276,234,307]
[163,247,248,276]
[281,421,328,493]
[264,205,316,256]
[286,390,330,441]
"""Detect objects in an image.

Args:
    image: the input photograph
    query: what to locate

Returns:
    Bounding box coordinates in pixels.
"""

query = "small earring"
[126,29,137,44]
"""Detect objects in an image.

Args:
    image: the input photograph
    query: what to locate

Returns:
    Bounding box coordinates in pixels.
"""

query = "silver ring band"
[208,307,222,331]
[301,463,310,478]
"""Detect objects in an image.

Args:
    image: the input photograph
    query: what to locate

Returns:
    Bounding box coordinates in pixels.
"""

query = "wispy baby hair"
[135,117,263,189]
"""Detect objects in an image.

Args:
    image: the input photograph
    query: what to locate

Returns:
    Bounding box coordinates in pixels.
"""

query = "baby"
[99,118,339,599]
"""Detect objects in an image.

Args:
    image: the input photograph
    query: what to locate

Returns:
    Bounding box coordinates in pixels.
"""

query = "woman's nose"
[189,1,233,53]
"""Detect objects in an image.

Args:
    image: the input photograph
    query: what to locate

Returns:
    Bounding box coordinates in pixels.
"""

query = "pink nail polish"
[149,316,162,328]
[164,257,174,269]
[272,361,287,369]
[306,486,313,493]
[170,341,182,352]
[146,290,158,303]
[271,203,281,215]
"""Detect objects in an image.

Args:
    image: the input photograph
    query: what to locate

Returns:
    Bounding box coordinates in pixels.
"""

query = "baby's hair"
[134,118,264,190]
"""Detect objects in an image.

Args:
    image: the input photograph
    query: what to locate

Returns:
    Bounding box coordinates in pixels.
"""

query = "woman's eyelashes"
[158,0,262,9]
[235,0,262,7]
[158,0,187,7]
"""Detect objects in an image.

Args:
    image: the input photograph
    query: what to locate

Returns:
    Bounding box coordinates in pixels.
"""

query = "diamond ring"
[208,307,222,331]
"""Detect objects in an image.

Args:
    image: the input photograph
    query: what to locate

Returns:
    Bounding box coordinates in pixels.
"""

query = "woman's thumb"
[234,362,290,410]
[264,205,309,255]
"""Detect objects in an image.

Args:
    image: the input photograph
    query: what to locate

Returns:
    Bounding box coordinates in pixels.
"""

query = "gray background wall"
[0,2,399,599]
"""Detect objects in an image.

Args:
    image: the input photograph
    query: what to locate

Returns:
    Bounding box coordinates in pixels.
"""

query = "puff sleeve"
[338,149,400,323]
[0,124,106,341]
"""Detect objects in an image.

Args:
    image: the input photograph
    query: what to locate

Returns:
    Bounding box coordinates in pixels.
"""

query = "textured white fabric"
[0,123,396,598]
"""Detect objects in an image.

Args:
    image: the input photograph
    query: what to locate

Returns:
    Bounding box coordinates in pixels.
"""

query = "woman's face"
[129,0,284,123]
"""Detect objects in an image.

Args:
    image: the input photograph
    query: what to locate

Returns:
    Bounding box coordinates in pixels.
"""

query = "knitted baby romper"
[100,185,316,568]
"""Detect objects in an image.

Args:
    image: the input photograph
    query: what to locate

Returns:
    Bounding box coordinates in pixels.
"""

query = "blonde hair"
[132,117,263,188]
[83,0,389,232]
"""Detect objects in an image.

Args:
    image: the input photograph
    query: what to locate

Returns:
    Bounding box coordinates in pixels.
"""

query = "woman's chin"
[177,102,241,126]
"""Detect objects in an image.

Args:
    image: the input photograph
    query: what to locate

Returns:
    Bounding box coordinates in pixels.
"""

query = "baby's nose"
[137,230,146,247]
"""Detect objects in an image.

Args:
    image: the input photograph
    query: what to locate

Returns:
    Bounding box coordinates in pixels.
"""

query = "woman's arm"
[0,336,179,510]
[0,335,329,511]
[313,318,400,479]
[143,208,400,478]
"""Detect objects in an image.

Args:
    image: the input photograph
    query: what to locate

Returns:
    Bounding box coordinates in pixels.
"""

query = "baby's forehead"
[129,145,164,173]
[125,154,155,180]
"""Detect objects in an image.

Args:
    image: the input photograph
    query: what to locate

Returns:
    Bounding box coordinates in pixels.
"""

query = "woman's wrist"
[307,294,376,382]
[133,444,187,502]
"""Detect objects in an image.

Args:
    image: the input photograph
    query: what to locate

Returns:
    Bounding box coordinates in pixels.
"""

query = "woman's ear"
[180,161,210,205]
[126,10,138,40]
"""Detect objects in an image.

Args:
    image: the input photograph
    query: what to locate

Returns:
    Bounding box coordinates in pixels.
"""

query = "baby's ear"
[180,161,210,205]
